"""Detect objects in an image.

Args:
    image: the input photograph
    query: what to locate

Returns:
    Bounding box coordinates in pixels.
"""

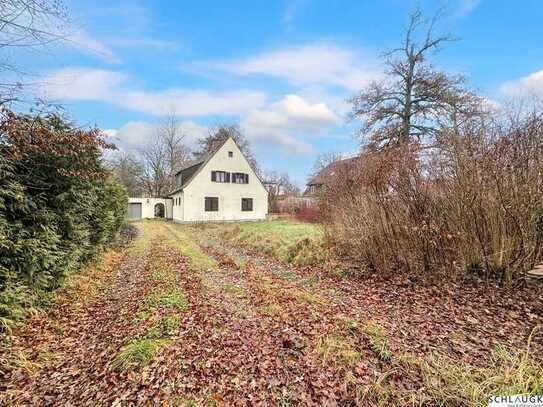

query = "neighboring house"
[304,155,360,196]
[169,137,268,222]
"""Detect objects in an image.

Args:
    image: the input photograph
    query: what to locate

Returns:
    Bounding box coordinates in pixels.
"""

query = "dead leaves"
[1,222,542,405]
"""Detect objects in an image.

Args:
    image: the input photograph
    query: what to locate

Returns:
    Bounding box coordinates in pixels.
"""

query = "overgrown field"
[2,220,540,405]
[193,220,340,269]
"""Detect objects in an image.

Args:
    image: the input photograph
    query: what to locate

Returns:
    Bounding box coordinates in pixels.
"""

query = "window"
[241,198,253,211]
[228,151,233,157]
[232,172,249,184]
[211,171,230,183]
[205,197,219,212]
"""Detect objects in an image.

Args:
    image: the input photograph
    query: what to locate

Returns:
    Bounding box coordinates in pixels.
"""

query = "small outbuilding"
[127,197,173,220]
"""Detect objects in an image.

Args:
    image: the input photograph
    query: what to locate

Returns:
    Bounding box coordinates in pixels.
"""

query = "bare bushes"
[323,110,543,284]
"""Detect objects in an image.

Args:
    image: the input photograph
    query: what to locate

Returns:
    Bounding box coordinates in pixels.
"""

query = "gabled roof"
[172,160,205,191]
[306,156,360,186]
[168,136,265,196]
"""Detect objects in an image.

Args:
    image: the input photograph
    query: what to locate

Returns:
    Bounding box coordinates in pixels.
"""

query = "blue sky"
[24,0,543,185]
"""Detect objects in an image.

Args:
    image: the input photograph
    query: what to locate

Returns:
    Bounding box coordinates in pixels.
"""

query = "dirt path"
[0,222,381,405]
[1,221,541,406]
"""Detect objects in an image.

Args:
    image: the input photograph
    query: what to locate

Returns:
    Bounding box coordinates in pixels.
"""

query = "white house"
[128,137,268,222]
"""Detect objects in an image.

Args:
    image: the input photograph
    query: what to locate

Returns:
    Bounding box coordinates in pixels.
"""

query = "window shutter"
[245,174,249,184]
[211,171,216,182]
[226,172,231,183]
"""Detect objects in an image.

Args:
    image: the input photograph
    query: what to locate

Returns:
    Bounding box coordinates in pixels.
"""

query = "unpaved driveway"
[1,221,541,406]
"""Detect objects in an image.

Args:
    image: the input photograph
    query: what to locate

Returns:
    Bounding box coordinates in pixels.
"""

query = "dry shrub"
[294,203,321,223]
[323,109,543,285]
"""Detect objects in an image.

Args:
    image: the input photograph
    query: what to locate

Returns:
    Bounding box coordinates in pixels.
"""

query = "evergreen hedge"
[0,109,128,332]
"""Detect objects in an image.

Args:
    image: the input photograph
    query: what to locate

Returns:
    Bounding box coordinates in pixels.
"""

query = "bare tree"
[140,138,168,197]
[193,124,260,175]
[264,171,300,213]
[107,152,145,197]
[157,114,192,191]
[351,9,473,148]
[1,0,68,98]
[310,151,344,178]
[139,114,192,197]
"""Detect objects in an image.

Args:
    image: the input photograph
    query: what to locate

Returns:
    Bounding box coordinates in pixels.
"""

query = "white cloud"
[41,67,128,100]
[500,69,543,97]
[105,120,208,151]
[40,67,267,116]
[457,0,481,16]
[107,37,177,50]
[67,29,120,64]
[212,43,382,91]
[241,94,340,155]
[119,89,267,116]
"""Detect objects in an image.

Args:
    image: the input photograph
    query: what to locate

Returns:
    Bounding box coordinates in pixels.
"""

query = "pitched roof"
[168,136,265,196]
[168,139,229,195]
[173,160,205,191]
[306,156,360,186]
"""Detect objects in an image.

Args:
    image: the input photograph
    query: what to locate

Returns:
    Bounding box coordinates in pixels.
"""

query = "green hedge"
[0,110,128,332]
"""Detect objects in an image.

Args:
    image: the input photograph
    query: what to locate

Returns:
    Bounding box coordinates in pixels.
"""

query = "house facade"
[168,137,268,222]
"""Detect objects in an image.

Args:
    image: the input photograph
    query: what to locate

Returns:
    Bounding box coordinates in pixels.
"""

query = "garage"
[128,203,142,220]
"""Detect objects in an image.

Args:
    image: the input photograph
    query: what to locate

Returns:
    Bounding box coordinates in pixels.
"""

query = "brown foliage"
[322,109,543,285]
[0,109,114,180]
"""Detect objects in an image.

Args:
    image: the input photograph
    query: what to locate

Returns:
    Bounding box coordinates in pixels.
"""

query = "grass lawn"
[191,219,331,267]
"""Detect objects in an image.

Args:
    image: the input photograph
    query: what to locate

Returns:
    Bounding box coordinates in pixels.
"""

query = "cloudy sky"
[20,0,543,185]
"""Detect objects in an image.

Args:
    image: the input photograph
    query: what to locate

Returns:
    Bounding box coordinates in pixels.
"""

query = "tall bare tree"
[157,114,192,191]
[141,138,168,197]
[193,124,260,175]
[107,152,145,197]
[351,9,472,148]
[1,0,67,99]
[140,114,192,197]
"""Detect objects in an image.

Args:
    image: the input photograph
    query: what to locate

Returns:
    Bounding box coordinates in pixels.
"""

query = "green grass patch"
[192,220,340,269]
[112,338,170,369]
[144,289,188,312]
[165,224,219,272]
[259,303,283,316]
[363,321,392,363]
[314,333,361,366]
[162,315,181,334]
[150,264,178,285]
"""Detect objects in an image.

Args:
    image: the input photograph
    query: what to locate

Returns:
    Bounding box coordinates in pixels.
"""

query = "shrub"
[322,108,543,285]
[0,109,128,331]
[294,204,321,223]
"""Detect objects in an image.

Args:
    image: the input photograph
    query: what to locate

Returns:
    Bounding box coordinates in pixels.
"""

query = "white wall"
[176,138,268,222]
[128,197,173,219]
[171,191,184,221]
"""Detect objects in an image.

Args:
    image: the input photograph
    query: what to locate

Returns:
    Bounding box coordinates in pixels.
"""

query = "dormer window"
[228,151,233,157]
